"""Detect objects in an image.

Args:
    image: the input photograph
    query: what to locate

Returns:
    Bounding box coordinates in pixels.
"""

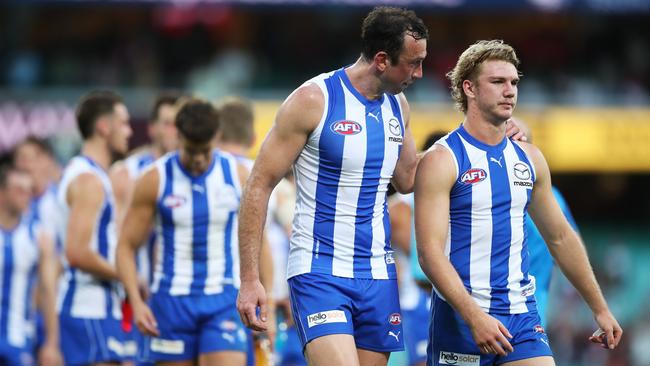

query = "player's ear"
[374,51,390,72]
[462,79,476,100]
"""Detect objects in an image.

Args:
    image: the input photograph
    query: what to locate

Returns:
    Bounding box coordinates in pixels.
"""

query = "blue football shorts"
[288,272,404,353]
[138,286,247,362]
[427,294,553,366]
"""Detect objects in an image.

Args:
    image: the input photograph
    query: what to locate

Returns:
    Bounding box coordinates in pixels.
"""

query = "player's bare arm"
[37,231,63,366]
[65,173,119,280]
[392,93,418,193]
[109,161,134,231]
[524,142,622,350]
[116,167,160,336]
[387,196,411,255]
[414,146,513,356]
[237,82,323,332]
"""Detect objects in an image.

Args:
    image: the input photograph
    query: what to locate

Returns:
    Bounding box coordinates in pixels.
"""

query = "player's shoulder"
[419,144,456,177]
[511,140,545,165]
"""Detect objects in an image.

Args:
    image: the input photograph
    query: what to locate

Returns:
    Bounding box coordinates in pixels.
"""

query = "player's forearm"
[38,271,60,346]
[549,232,609,314]
[259,237,274,296]
[419,246,484,323]
[67,248,119,281]
[239,184,272,282]
[116,242,145,306]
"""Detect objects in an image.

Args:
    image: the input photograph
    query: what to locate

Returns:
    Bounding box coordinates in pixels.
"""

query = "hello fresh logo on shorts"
[307,310,347,328]
[439,351,480,366]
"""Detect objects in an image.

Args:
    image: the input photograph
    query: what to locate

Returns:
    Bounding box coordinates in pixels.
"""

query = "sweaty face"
[107,103,133,156]
[471,60,519,124]
[150,104,179,154]
[384,34,427,95]
[179,137,213,176]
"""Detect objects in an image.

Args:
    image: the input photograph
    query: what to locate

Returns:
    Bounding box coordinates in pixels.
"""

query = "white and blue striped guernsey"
[57,156,121,319]
[124,150,157,285]
[0,216,40,348]
[287,68,405,280]
[150,150,241,296]
[435,125,538,314]
[124,150,156,180]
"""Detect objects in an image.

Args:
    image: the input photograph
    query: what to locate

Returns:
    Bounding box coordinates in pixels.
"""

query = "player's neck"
[463,110,507,146]
[0,208,21,232]
[345,58,383,101]
[81,139,112,171]
[216,142,249,157]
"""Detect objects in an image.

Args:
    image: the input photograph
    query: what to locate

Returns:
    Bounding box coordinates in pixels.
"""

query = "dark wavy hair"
[361,7,429,65]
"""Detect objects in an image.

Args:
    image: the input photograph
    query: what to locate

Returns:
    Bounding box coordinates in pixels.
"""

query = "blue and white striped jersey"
[124,150,158,284]
[435,125,537,314]
[0,216,40,348]
[149,150,242,296]
[124,150,156,180]
[287,68,405,280]
[57,156,121,319]
[29,183,63,252]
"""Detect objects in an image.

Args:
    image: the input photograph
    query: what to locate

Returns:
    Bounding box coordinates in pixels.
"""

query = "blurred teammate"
[237,7,428,366]
[389,131,447,366]
[58,90,132,365]
[13,137,63,250]
[214,96,280,366]
[0,165,62,366]
[117,99,248,365]
[415,40,622,366]
[110,92,182,365]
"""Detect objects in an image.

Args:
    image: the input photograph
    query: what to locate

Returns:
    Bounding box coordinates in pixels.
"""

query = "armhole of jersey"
[228,155,242,196]
[435,141,460,180]
[305,77,330,143]
[155,159,166,202]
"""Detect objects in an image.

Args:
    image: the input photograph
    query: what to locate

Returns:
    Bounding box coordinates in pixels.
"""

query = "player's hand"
[589,310,623,350]
[133,300,160,337]
[237,279,268,332]
[506,118,528,142]
[38,341,63,366]
[467,311,514,356]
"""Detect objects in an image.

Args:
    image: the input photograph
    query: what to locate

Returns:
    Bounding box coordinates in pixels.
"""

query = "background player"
[57,90,132,366]
[117,98,249,365]
[0,165,62,366]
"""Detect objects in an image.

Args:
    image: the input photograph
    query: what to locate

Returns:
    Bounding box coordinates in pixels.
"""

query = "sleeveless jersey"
[0,216,40,348]
[149,150,242,296]
[287,67,405,280]
[436,125,537,314]
[57,156,121,319]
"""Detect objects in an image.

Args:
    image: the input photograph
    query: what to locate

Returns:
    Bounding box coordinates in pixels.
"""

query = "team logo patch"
[331,120,362,135]
[389,313,401,325]
[439,351,480,366]
[307,310,347,328]
[534,325,545,334]
[460,168,487,184]
[384,251,395,264]
[388,118,401,136]
[162,194,187,209]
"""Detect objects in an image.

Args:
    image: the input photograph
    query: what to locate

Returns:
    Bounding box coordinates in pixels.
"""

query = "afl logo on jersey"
[162,194,187,209]
[460,168,487,184]
[331,120,362,135]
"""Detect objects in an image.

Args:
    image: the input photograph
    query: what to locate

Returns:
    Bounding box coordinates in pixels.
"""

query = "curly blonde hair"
[446,40,520,113]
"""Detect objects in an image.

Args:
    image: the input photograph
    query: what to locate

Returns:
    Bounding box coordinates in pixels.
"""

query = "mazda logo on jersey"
[513,162,531,180]
[388,118,401,136]
[162,194,187,209]
[331,120,362,135]
[460,168,487,184]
